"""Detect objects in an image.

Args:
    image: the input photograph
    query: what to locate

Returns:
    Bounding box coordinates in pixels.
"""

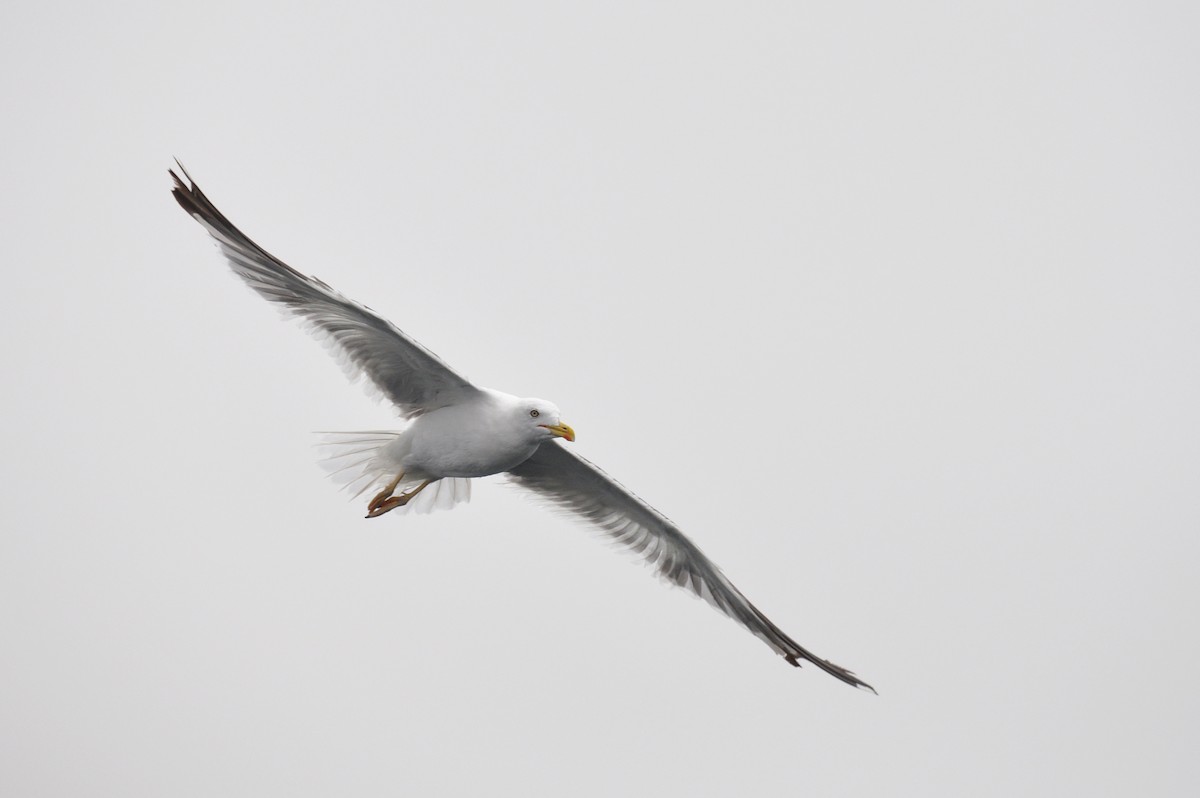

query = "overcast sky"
[2,1,1197,795]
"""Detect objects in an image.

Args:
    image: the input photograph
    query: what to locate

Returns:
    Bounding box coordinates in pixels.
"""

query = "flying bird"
[170,163,874,692]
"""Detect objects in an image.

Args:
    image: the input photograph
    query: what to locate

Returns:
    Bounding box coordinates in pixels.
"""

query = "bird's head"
[520,398,575,443]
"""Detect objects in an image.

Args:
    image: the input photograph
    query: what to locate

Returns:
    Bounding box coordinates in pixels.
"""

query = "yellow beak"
[540,423,576,442]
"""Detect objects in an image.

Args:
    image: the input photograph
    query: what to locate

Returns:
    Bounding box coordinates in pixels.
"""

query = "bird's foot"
[366,494,409,518]
[367,470,408,513]
[365,479,432,519]
[367,488,395,513]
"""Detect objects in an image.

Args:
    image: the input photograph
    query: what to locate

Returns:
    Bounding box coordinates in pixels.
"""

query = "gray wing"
[170,164,479,418]
[507,443,874,692]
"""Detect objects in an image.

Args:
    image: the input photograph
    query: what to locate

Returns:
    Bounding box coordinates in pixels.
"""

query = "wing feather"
[170,164,479,418]
[507,442,874,691]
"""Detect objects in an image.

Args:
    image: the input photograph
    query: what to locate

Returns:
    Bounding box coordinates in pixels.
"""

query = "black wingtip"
[168,159,196,213]
[786,651,876,693]
[168,160,226,227]
[818,660,877,694]
[169,158,189,187]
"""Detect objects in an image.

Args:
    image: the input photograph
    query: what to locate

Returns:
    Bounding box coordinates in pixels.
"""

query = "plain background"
[2,2,1197,795]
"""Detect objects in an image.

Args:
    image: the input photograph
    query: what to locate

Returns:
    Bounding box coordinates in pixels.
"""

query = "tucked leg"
[368,470,406,513]
[365,479,434,518]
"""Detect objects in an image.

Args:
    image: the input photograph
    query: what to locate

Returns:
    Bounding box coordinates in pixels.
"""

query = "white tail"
[315,432,472,515]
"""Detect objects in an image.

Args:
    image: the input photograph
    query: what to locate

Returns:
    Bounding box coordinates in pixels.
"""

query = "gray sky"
[2,1,1197,795]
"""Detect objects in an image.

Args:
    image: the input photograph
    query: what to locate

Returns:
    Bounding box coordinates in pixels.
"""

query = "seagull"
[170,163,874,692]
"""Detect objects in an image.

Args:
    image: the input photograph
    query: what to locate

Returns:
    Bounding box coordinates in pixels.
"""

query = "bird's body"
[170,163,874,692]
[403,389,560,479]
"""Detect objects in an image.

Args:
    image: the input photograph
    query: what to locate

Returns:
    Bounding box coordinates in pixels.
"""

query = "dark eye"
[530,409,540,418]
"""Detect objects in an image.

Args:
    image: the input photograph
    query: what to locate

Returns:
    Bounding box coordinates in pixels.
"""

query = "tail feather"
[316,431,402,499]
[314,432,472,514]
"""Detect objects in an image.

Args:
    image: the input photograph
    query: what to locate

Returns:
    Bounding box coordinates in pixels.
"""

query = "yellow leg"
[365,479,433,519]
[368,470,406,513]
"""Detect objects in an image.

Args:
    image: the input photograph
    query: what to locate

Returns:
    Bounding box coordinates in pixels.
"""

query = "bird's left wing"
[506,442,874,691]
[170,164,480,418]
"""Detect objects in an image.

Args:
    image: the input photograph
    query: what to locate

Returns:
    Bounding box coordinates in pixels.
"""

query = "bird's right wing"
[506,442,874,691]
[170,164,479,418]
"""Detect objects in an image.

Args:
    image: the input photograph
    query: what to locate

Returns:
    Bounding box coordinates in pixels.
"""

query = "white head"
[517,397,576,444]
